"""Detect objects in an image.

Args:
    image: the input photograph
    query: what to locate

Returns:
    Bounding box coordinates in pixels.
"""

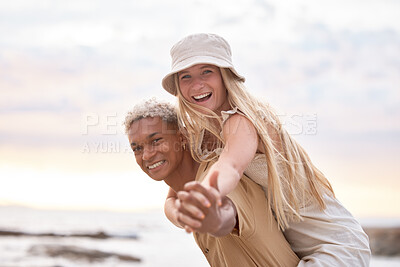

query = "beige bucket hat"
[162,33,245,95]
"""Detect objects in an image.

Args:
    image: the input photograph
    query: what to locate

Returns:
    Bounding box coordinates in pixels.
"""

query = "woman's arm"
[202,113,258,197]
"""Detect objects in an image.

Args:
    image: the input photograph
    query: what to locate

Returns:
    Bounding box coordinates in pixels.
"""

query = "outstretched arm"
[202,114,258,197]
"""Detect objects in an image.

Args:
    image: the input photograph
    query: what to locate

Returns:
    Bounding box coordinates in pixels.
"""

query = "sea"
[0,206,399,267]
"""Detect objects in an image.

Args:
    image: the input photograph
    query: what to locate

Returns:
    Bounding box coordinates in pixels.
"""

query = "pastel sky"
[0,0,399,218]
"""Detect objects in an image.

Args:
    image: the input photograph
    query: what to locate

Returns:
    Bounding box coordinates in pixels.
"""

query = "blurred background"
[0,0,399,266]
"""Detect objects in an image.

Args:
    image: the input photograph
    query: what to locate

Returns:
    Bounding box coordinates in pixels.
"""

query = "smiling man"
[125,98,198,191]
[124,98,299,267]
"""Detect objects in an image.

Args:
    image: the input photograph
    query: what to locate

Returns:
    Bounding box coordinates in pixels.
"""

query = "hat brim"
[162,56,245,96]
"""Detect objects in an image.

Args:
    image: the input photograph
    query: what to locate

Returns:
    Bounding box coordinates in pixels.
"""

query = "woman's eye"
[203,69,212,74]
[180,74,191,80]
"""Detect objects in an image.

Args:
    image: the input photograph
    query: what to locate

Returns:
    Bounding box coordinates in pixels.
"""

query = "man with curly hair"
[124,98,299,267]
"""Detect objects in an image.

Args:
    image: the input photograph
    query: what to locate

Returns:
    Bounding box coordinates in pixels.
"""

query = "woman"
[161,33,371,266]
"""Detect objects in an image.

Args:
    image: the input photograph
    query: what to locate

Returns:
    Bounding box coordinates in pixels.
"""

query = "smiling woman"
[160,33,372,266]
[178,64,231,114]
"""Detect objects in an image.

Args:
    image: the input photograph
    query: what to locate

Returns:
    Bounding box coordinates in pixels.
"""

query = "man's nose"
[142,146,155,161]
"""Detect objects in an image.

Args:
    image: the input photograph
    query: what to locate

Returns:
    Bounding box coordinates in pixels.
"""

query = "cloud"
[0,0,398,150]
[0,0,399,214]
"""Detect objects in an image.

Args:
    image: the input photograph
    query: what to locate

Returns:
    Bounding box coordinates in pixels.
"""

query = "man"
[124,98,299,267]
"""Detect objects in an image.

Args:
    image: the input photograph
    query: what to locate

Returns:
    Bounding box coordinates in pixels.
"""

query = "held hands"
[176,171,224,235]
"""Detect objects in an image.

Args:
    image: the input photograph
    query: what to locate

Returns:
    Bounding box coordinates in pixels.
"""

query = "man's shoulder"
[195,160,215,182]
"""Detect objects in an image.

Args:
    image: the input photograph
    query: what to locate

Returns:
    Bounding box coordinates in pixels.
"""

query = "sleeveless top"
[197,107,274,184]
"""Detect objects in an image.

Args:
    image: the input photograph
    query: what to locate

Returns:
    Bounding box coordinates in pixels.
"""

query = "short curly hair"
[124,97,178,134]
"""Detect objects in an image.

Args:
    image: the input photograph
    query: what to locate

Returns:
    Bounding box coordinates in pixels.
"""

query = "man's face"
[128,117,183,181]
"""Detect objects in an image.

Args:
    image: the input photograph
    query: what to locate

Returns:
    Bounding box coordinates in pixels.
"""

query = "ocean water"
[0,206,399,267]
[0,206,207,267]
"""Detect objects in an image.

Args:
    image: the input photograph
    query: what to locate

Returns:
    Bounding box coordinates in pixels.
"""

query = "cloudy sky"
[0,0,399,218]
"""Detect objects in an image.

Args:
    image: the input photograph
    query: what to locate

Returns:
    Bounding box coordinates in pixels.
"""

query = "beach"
[0,206,399,267]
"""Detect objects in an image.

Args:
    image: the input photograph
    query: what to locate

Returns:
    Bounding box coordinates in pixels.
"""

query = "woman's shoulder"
[221,107,246,124]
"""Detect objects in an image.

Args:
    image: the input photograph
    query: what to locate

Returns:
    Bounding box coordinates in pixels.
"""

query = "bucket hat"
[162,33,245,95]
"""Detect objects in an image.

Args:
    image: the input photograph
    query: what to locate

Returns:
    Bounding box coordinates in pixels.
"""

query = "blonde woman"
[162,33,371,266]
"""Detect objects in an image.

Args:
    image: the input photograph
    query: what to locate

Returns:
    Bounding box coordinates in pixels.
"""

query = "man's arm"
[164,188,184,229]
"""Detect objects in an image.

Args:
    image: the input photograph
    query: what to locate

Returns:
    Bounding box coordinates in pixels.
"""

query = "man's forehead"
[129,117,177,136]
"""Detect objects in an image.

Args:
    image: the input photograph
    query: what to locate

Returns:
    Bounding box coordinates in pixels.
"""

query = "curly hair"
[124,97,178,134]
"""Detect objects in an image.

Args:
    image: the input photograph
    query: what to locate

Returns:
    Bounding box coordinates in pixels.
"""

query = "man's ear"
[179,135,187,150]
[178,132,186,144]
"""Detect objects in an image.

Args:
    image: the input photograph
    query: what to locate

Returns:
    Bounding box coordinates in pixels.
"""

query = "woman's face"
[128,117,184,182]
[178,64,230,114]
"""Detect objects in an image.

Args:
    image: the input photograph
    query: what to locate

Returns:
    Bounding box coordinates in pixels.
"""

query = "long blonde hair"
[175,68,334,230]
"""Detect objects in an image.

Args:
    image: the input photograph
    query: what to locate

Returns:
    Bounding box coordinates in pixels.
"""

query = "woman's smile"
[192,92,212,102]
[178,64,230,113]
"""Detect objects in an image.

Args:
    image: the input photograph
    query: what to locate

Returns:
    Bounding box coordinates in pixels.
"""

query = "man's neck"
[165,151,199,192]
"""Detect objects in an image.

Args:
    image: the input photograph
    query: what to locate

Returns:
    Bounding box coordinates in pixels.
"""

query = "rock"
[29,244,141,263]
[0,229,138,240]
[363,227,400,256]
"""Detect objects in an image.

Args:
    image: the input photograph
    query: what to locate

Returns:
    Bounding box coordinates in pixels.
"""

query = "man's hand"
[176,171,237,237]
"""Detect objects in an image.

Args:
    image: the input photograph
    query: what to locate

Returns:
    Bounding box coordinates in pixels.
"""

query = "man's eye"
[152,138,162,144]
[132,146,142,153]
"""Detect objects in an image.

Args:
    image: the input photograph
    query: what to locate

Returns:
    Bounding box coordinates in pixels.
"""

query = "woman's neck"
[215,97,231,115]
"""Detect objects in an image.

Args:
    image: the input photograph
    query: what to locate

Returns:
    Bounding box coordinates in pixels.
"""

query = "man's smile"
[147,160,166,170]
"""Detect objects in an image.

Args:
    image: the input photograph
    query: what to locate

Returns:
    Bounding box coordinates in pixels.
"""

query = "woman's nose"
[192,76,205,90]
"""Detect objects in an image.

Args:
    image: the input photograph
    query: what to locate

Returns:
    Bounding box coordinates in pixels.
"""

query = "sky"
[0,0,399,218]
